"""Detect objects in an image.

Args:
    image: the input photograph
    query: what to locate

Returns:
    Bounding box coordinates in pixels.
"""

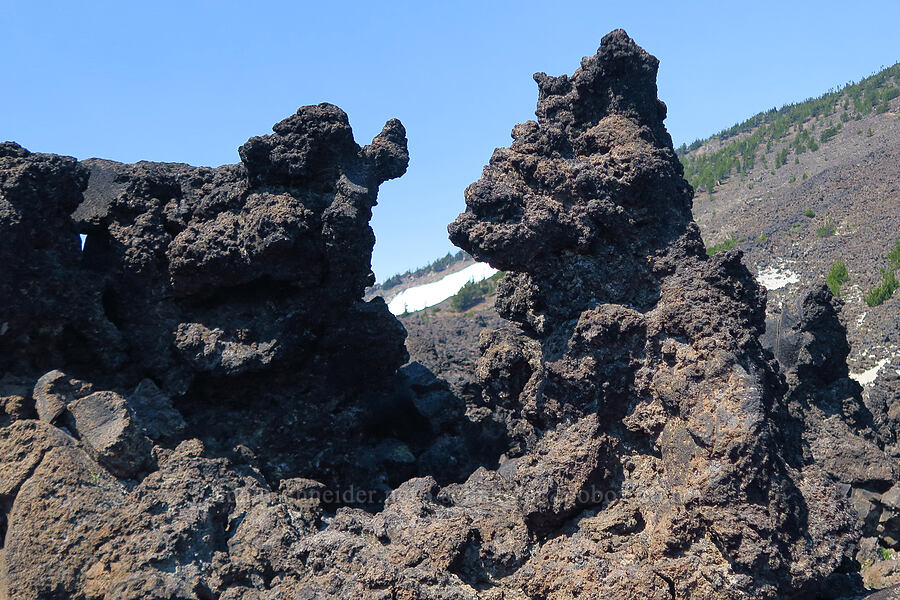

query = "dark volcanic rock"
[442,29,863,598]
[0,103,435,598]
[74,104,408,396]
[69,104,417,490]
[762,285,900,581]
[0,143,117,376]
[763,285,895,487]
[0,29,883,600]
[126,379,186,441]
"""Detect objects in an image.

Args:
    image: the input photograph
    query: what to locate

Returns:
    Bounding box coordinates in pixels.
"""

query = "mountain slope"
[678,63,900,194]
[366,251,503,315]
[681,65,900,468]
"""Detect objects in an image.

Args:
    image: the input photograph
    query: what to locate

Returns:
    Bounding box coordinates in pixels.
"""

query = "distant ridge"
[678,62,900,194]
[378,249,470,290]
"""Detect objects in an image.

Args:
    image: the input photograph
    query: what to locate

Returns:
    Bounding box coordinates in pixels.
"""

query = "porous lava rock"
[442,29,864,598]
[74,104,410,395]
[762,285,900,575]
[0,104,454,598]
[0,143,114,376]
[0,29,886,600]
[1,104,429,494]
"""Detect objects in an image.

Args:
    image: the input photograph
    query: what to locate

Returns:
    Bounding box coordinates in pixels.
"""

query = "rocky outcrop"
[0,104,448,597]
[1,104,432,494]
[0,143,110,376]
[762,286,900,584]
[0,29,889,600]
[74,104,409,392]
[444,30,864,597]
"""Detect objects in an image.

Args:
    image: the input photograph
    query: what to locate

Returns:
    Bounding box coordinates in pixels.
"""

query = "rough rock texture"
[442,30,864,598]
[866,585,900,600]
[0,143,112,376]
[126,378,187,441]
[1,104,435,495]
[0,104,451,597]
[0,375,35,423]
[65,390,153,477]
[761,286,900,587]
[73,104,409,395]
[0,29,888,600]
[33,369,94,424]
[762,286,895,487]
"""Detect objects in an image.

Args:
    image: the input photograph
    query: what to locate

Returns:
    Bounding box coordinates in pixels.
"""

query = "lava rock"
[0,376,35,422]
[64,391,152,477]
[865,563,900,593]
[0,420,125,600]
[126,379,186,440]
[0,28,884,600]
[32,369,94,424]
[0,144,121,376]
[441,29,862,598]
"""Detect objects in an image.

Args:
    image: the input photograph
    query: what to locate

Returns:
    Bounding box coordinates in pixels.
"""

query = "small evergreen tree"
[826,260,849,296]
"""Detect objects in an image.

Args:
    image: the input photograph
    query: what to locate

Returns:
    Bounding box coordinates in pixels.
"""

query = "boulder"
[65,391,152,477]
[865,561,900,593]
[0,420,124,600]
[0,376,34,422]
[32,369,93,424]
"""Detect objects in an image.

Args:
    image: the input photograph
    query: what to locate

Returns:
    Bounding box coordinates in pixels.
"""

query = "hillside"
[374,250,471,292]
[678,65,900,427]
[366,252,503,315]
[678,63,900,194]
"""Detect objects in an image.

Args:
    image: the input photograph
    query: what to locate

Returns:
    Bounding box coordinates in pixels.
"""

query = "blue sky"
[3,1,899,281]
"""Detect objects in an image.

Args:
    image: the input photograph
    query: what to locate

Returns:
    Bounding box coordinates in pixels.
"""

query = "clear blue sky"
[3,1,899,281]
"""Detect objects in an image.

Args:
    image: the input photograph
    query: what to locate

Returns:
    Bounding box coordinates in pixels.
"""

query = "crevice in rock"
[654,570,677,600]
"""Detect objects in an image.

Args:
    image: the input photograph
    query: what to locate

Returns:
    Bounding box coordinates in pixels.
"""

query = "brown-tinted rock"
[442,29,861,598]
[0,27,885,600]
[64,391,153,477]
[865,561,900,593]
[32,369,93,424]
[1,421,124,600]
[0,376,34,423]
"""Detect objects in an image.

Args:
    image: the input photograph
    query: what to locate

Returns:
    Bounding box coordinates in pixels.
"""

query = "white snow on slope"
[387,263,499,315]
[850,358,890,386]
[756,265,800,290]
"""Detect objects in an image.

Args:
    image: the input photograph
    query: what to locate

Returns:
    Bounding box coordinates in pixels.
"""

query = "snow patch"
[850,358,890,386]
[388,263,499,315]
[756,265,800,290]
